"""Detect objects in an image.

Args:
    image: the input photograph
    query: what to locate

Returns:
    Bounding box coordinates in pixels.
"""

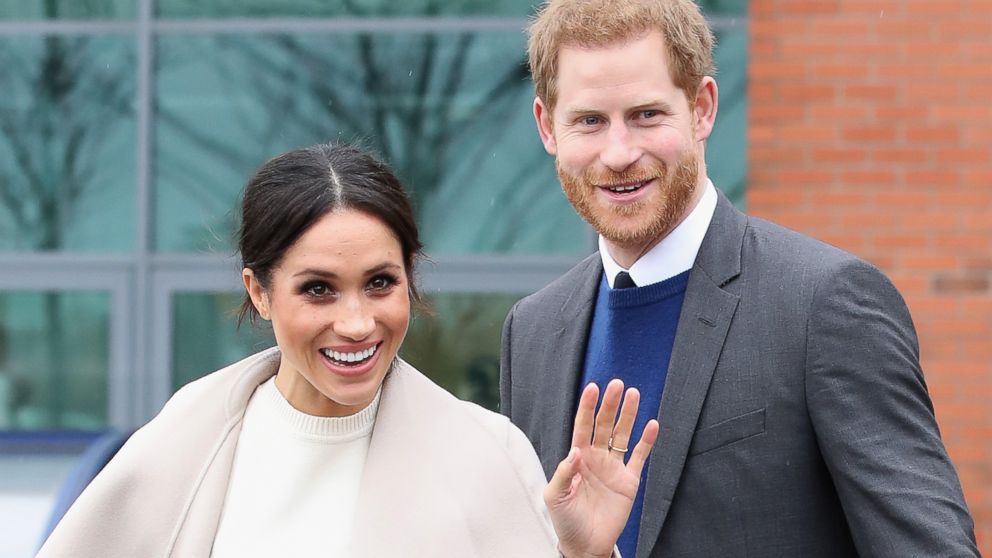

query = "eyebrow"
[563,100,675,118]
[291,262,402,279]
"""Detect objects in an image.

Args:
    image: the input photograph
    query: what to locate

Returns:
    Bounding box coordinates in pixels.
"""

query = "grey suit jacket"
[501,192,978,557]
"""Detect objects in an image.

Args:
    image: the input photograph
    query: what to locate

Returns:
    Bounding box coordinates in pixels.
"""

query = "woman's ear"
[242,268,271,320]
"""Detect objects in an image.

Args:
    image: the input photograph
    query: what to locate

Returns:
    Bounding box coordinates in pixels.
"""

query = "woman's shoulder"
[388,359,543,472]
[165,347,280,415]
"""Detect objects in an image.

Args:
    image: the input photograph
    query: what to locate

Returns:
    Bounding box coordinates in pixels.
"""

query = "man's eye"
[581,116,600,126]
[640,110,658,119]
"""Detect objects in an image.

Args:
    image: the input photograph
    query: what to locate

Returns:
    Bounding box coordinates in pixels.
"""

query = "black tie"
[614,271,637,289]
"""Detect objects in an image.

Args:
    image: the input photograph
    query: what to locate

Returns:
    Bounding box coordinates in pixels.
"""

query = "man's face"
[535,31,714,252]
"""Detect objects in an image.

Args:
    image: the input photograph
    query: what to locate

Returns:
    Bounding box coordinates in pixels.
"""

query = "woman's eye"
[304,283,330,297]
[367,275,396,291]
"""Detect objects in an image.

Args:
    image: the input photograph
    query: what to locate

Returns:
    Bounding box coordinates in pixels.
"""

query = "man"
[499,1,979,556]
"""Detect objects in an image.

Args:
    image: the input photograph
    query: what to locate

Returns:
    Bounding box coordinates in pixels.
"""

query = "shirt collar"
[601,179,718,288]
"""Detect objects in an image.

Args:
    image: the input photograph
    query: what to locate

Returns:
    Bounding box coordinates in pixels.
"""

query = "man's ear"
[534,96,558,155]
[242,268,271,320]
[692,76,718,142]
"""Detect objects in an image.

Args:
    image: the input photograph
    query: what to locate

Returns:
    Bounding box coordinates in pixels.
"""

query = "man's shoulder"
[743,213,868,270]
[511,252,601,317]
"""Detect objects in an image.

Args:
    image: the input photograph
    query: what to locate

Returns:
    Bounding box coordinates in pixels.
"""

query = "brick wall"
[748,0,992,552]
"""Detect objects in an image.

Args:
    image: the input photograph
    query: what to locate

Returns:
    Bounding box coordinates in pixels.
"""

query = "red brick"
[840,170,898,185]
[810,105,870,120]
[812,19,872,35]
[938,20,992,37]
[873,148,931,164]
[844,84,899,100]
[812,63,870,79]
[843,126,897,142]
[906,126,961,143]
[937,149,992,164]
[812,148,868,163]
[905,170,961,188]
[779,0,842,15]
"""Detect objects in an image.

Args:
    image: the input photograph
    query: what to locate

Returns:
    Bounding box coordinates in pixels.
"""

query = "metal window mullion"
[131,0,155,426]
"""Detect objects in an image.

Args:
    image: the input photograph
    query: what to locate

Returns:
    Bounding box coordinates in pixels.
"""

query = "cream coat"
[37,348,560,557]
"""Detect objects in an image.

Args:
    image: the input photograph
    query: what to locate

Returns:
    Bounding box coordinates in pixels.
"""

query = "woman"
[37,143,659,558]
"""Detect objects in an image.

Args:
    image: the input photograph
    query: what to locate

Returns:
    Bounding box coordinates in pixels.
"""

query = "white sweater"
[211,377,379,557]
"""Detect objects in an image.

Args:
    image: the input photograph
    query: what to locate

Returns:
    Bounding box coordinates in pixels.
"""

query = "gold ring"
[607,437,628,453]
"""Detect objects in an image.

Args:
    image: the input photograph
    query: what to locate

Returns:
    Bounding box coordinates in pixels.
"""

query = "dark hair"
[237,142,424,326]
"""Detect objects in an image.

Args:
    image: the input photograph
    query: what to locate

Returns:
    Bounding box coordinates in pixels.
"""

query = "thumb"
[545,447,581,507]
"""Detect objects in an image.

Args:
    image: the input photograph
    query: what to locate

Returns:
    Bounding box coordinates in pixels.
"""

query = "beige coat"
[37,348,559,557]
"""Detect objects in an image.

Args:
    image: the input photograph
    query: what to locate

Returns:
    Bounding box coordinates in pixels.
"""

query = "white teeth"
[609,182,643,193]
[322,344,377,364]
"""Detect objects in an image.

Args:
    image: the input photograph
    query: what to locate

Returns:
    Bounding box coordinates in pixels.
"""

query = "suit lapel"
[636,192,747,558]
[539,255,603,471]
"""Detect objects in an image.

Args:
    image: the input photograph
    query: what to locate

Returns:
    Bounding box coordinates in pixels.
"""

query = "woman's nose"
[332,299,375,341]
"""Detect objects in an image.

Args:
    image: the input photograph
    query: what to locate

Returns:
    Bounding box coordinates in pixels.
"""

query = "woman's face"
[244,208,410,417]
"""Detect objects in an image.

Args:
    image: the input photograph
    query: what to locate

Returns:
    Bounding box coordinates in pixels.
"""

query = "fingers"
[545,447,581,506]
[571,383,599,448]
[608,387,641,457]
[592,379,624,449]
[626,419,660,478]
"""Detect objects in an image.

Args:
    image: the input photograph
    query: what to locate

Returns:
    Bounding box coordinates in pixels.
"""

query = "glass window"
[0,0,134,20]
[402,293,519,411]
[707,26,747,207]
[154,31,586,256]
[172,292,275,391]
[0,291,110,430]
[699,0,747,17]
[0,36,136,252]
[158,0,537,18]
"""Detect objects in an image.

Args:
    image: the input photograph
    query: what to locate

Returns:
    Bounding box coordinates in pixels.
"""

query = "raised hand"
[544,379,659,558]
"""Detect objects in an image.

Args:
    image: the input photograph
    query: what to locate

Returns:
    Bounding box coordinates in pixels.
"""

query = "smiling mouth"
[603,180,651,194]
[321,343,380,366]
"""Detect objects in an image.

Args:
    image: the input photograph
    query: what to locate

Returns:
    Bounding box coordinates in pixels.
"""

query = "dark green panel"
[157,0,536,18]
[172,292,275,391]
[0,291,110,430]
[0,0,134,19]
[0,35,136,251]
[154,31,586,256]
[708,26,748,207]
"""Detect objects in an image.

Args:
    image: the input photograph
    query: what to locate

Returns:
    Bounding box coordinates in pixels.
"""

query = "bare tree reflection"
[0,0,132,426]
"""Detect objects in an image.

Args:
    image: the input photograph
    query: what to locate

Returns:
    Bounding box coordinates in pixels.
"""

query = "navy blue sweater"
[581,270,690,558]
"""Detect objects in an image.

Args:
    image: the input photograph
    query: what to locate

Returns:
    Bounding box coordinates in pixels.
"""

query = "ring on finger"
[607,437,629,453]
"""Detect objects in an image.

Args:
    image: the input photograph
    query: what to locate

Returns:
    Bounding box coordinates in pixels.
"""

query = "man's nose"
[599,124,642,172]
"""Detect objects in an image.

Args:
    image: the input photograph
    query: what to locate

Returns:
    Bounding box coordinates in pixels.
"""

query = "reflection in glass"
[154,32,586,256]
[172,292,275,391]
[158,0,536,18]
[0,36,136,251]
[0,291,110,430]
[402,293,520,411]
[0,0,134,20]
